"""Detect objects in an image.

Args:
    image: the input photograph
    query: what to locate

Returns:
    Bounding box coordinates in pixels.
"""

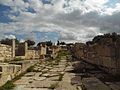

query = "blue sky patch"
[0,4,13,23]
[34,31,59,43]
[106,0,119,8]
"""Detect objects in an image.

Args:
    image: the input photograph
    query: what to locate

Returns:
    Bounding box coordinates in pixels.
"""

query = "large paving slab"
[105,82,120,90]
[55,81,77,90]
[82,77,111,90]
[26,80,59,88]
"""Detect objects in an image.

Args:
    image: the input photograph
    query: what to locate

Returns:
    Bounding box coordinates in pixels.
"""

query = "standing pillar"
[25,42,28,58]
[12,39,15,58]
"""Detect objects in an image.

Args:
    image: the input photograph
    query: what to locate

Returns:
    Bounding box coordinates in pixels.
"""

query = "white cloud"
[5,34,16,39]
[19,39,25,43]
[0,0,120,43]
[102,3,120,15]
[85,0,109,5]
[0,0,29,12]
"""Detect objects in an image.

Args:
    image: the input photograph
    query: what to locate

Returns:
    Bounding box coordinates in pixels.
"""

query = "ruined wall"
[0,63,21,86]
[26,50,39,59]
[71,35,120,75]
[15,43,26,56]
[39,46,47,55]
[71,43,85,60]
[26,50,35,59]
[0,60,38,86]
[51,46,61,59]
[15,41,47,60]
[0,44,12,62]
[46,46,61,59]
[38,45,47,59]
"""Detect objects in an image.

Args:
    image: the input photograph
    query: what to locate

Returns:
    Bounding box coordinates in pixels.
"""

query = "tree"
[60,41,66,45]
[57,40,60,45]
[0,38,12,45]
[26,40,35,46]
[0,38,19,45]
[15,39,19,45]
[46,41,52,46]
[92,35,103,43]
[86,41,93,45]
[37,41,53,47]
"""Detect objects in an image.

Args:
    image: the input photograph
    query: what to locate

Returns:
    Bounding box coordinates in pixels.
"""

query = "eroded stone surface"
[14,56,80,90]
[34,77,46,81]
[26,80,58,88]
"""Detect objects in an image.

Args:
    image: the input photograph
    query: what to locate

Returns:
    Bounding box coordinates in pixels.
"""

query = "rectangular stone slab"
[82,77,111,90]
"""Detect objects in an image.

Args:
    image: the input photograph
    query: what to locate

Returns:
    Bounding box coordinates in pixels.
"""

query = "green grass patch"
[13,57,23,61]
[0,81,15,90]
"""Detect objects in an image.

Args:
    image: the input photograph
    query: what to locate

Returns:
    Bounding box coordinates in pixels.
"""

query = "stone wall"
[71,35,120,75]
[0,60,38,86]
[15,42,26,56]
[0,63,21,86]
[0,39,60,61]
[39,45,47,59]
[71,43,85,60]
[39,45,47,55]
[86,43,120,74]
[0,44,12,62]
[51,46,61,59]
[26,50,39,59]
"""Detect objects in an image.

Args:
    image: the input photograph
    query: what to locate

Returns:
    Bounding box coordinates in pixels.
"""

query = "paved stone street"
[13,56,82,90]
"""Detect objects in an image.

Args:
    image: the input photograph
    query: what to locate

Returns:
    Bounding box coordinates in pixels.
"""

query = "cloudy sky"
[0,0,120,43]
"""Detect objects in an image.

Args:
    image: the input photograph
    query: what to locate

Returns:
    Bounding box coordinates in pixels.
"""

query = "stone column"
[44,44,47,55]
[25,42,28,58]
[12,39,15,58]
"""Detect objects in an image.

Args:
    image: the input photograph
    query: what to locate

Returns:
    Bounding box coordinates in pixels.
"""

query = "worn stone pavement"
[13,56,82,90]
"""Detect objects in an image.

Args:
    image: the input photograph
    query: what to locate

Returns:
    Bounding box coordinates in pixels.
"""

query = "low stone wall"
[0,60,38,86]
[0,63,21,86]
[10,60,38,72]
[47,46,61,59]
[0,44,12,62]
[26,50,39,59]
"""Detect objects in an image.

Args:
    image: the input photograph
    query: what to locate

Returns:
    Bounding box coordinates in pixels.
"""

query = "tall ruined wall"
[0,44,12,62]
[71,43,85,60]
[71,34,120,75]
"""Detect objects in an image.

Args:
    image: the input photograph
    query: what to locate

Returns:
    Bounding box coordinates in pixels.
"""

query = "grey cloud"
[0,0,120,43]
